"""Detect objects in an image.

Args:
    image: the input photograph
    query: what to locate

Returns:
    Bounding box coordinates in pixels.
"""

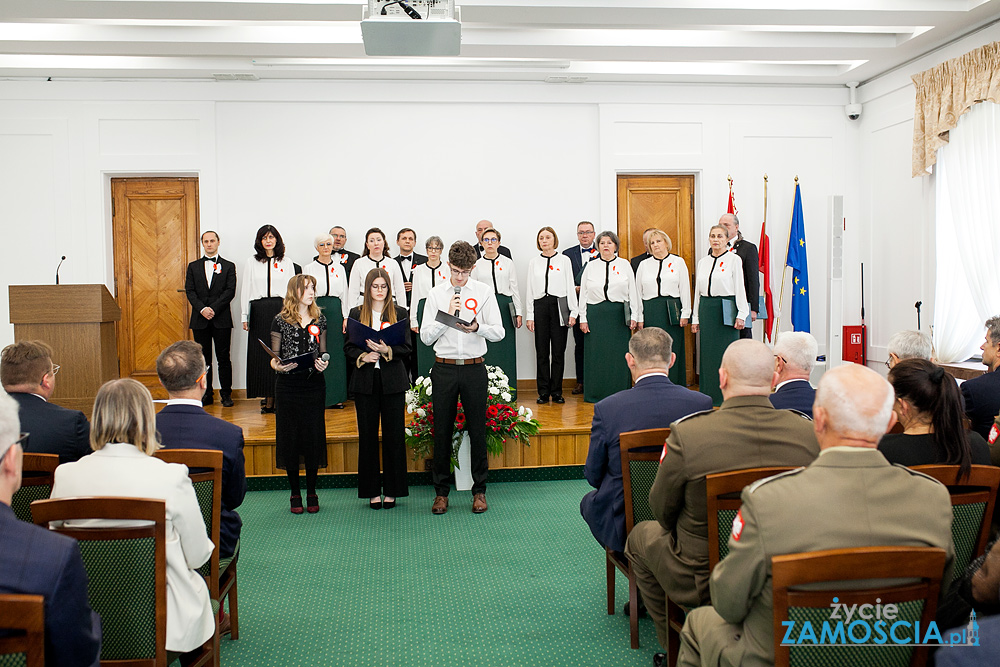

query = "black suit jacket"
[10,392,90,463]
[961,368,1000,439]
[731,236,760,310]
[345,306,412,395]
[0,502,102,666]
[474,243,511,259]
[185,255,237,329]
[768,379,815,418]
[630,252,650,274]
[395,253,427,307]
[563,245,595,285]
[155,403,247,559]
[336,250,360,278]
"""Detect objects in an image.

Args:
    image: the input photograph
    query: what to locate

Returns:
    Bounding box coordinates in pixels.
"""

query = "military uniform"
[624,395,819,649]
[678,448,955,667]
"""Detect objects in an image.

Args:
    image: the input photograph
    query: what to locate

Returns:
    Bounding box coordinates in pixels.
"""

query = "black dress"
[271,314,327,471]
[878,431,992,467]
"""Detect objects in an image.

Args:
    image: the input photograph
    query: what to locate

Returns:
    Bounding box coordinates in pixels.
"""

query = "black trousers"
[739,313,754,339]
[431,362,488,496]
[192,326,233,394]
[355,371,409,498]
[572,320,585,385]
[533,296,568,398]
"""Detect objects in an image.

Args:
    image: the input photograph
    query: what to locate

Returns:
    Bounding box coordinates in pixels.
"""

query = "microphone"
[453,286,462,316]
[320,353,330,363]
[55,256,66,285]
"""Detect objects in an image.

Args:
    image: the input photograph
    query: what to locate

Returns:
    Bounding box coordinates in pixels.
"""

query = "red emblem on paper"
[731,510,744,541]
[990,424,999,445]
[464,298,478,312]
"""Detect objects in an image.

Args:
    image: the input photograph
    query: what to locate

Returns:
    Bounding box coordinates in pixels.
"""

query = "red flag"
[727,177,737,215]
[759,219,774,342]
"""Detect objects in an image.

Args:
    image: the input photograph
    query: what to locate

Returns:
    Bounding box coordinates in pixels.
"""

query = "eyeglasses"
[14,432,28,449]
[578,229,595,236]
[774,355,787,365]
[196,368,208,384]
[426,246,443,251]
[482,238,499,244]
[50,365,60,376]
[451,268,472,277]
[884,360,891,369]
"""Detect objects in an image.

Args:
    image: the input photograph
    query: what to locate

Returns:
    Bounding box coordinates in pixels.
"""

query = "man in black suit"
[719,213,760,340]
[329,225,360,277]
[474,219,512,259]
[0,391,102,666]
[185,230,237,407]
[394,227,427,309]
[581,327,712,555]
[563,220,597,395]
[962,315,1000,439]
[629,228,654,273]
[1,340,90,463]
[769,331,817,417]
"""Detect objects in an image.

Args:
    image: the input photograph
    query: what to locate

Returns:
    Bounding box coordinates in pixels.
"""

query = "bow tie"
[400,255,412,261]
[204,256,218,263]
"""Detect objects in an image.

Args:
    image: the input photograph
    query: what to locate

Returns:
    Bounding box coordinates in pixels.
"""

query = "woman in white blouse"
[636,229,692,386]
[303,233,350,408]
[525,227,577,404]
[691,224,749,405]
[577,230,639,403]
[410,235,450,379]
[471,227,522,393]
[240,224,298,413]
[347,228,407,310]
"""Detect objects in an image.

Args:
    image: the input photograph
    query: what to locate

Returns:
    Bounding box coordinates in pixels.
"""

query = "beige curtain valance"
[912,40,1000,177]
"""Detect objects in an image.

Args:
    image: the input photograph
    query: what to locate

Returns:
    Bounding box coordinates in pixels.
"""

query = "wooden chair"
[0,594,45,667]
[606,427,669,649]
[772,546,947,667]
[913,464,1000,581]
[155,448,239,644]
[10,453,59,523]
[30,496,217,667]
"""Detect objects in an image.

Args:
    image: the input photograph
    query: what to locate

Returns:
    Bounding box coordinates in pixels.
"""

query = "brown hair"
[280,274,322,324]
[536,226,559,250]
[90,378,160,455]
[482,228,501,242]
[360,268,398,328]
[1,340,53,388]
[362,227,392,259]
[156,340,205,393]
[448,241,478,270]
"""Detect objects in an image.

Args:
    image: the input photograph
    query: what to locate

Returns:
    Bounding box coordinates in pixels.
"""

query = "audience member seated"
[0,390,102,666]
[580,327,712,554]
[962,315,1000,440]
[1,341,90,463]
[624,339,820,657]
[879,358,994,472]
[51,378,215,655]
[768,331,817,417]
[886,329,934,368]
[677,363,955,667]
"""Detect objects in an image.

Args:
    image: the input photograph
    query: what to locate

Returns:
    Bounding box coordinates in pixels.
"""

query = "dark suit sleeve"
[742,243,760,307]
[70,412,91,462]
[500,246,512,259]
[224,429,247,512]
[209,261,237,313]
[48,542,102,667]
[584,403,608,488]
[185,262,206,312]
[961,381,977,424]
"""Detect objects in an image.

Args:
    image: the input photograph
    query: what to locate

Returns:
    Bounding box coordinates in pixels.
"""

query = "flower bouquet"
[405,365,541,466]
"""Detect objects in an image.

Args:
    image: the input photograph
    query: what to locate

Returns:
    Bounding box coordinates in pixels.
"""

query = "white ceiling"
[1,0,999,85]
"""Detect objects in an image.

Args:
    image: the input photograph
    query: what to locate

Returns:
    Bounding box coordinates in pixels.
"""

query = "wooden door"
[112,178,199,396]
[617,174,696,386]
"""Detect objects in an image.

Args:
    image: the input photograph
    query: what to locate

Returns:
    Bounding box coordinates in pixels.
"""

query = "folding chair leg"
[228,572,239,640]
[606,552,616,615]
[628,570,640,649]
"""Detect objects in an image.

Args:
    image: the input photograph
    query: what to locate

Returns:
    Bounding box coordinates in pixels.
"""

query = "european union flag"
[786,182,810,332]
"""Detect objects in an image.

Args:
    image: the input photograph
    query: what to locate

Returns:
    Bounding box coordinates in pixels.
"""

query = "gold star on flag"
[799,287,807,295]
[799,238,805,246]
[794,276,799,284]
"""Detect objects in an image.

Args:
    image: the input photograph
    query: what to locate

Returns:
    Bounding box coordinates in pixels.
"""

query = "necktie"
[604,259,611,301]
[656,258,665,297]
[543,255,551,297]
[491,260,499,293]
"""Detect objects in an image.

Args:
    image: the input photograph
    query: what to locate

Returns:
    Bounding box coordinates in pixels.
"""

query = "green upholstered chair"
[772,546,946,667]
[912,464,1000,583]
[0,594,44,667]
[10,453,58,523]
[607,427,669,650]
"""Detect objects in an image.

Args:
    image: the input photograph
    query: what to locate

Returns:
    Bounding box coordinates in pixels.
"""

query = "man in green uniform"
[677,363,955,667]
[625,339,819,656]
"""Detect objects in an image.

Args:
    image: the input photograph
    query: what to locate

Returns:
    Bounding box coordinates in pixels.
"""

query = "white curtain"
[932,101,1000,362]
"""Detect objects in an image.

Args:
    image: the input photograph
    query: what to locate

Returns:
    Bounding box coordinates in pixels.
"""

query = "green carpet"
[219,480,662,666]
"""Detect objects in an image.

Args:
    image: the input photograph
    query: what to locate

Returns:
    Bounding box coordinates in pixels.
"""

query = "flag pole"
[774,175,798,335]
[762,174,769,344]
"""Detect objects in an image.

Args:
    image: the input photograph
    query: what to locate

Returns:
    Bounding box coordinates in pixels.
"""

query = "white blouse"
[240,255,297,323]
[692,252,750,324]
[471,255,523,317]
[303,259,350,320]
[636,254,693,321]
[577,256,640,324]
[347,255,407,310]
[524,253,579,321]
[410,262,451,327]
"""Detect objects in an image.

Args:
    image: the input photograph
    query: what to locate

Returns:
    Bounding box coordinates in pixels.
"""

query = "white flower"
[416,408,426,418]
[423,376,432,386]
[487,372,496,380]
[405,428,412,436]
[518,406,525,416]
[489,387,500,395]
[525,408,533,420]
[416,376,424,385]
[501,392,512,402]
[426,387,432,396]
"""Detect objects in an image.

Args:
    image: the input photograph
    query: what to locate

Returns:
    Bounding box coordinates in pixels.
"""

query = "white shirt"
[410,263,451,327]
[577,256,639,324]
[203,254,221,288]
[692,252,750,324]
[303,259,350,319]
[420,278,505,359]
[775,378,813,392]
[524,253,579,320]
[471,255,523,317]
[397,255,416,281]
[636,254,693,321]
[165,398,202,408]
[240,255,297,323]
[347,255,407,310]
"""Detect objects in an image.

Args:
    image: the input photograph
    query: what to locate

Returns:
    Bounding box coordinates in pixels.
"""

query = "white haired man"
[769,331,818,417]
[886,330,933,368]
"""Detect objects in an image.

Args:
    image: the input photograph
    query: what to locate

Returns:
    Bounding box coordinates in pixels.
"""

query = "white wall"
[0,79,849,388]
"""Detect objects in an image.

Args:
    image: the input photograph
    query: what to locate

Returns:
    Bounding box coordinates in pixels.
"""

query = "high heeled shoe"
[369,499,383,510]
[290,495,304,514]
[306,494,319,513]
[382,497,396,509]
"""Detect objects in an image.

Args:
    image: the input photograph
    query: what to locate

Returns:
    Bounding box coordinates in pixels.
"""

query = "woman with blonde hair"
[636,229,692,385]
[270,273,330,514]
[50,378,216,654]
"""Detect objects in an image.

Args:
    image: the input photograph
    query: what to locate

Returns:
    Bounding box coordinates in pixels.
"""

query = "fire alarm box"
[843,325,866,365]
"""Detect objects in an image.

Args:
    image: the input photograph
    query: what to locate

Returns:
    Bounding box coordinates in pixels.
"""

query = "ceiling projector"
[361,0,461,57]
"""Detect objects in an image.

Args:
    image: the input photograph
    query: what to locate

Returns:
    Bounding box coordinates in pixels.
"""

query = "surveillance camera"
[846,103,862,121]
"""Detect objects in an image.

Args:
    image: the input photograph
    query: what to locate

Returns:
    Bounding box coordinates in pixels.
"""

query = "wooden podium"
[8,285,121,413]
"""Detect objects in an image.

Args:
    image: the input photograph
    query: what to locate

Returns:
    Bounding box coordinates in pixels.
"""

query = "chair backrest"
[772,546,947,667]
[619,428,670,534]
[10,453,59,523]
[0,594,44,667]
[705,467,799,570]
[912,464,1000,580]
[31,496,168,667]
[153,448,223,598]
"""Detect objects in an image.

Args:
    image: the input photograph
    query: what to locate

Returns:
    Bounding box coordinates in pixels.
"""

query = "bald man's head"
[719,339,776,399]
[814,364,895,446]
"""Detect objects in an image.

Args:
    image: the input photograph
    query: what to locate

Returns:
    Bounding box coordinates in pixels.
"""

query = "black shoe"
[572,382,584,395]
[623,600,647,618]
[382,499,396,510]
[537,396,550,404]
[261,406,275,414]
[369,500,383,510]
[653,653,667,667]
[553,395,565,404]
[202,392,214,406]
[327,403,345,410]
[220,393,234,408]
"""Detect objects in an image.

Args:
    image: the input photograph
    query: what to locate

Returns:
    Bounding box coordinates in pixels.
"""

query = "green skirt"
[584,300,632,403]
[316,296,347,406]
[698,296,738,407]
[642,295,687,386]
[483,293,517,396]
[414,299,436,380]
